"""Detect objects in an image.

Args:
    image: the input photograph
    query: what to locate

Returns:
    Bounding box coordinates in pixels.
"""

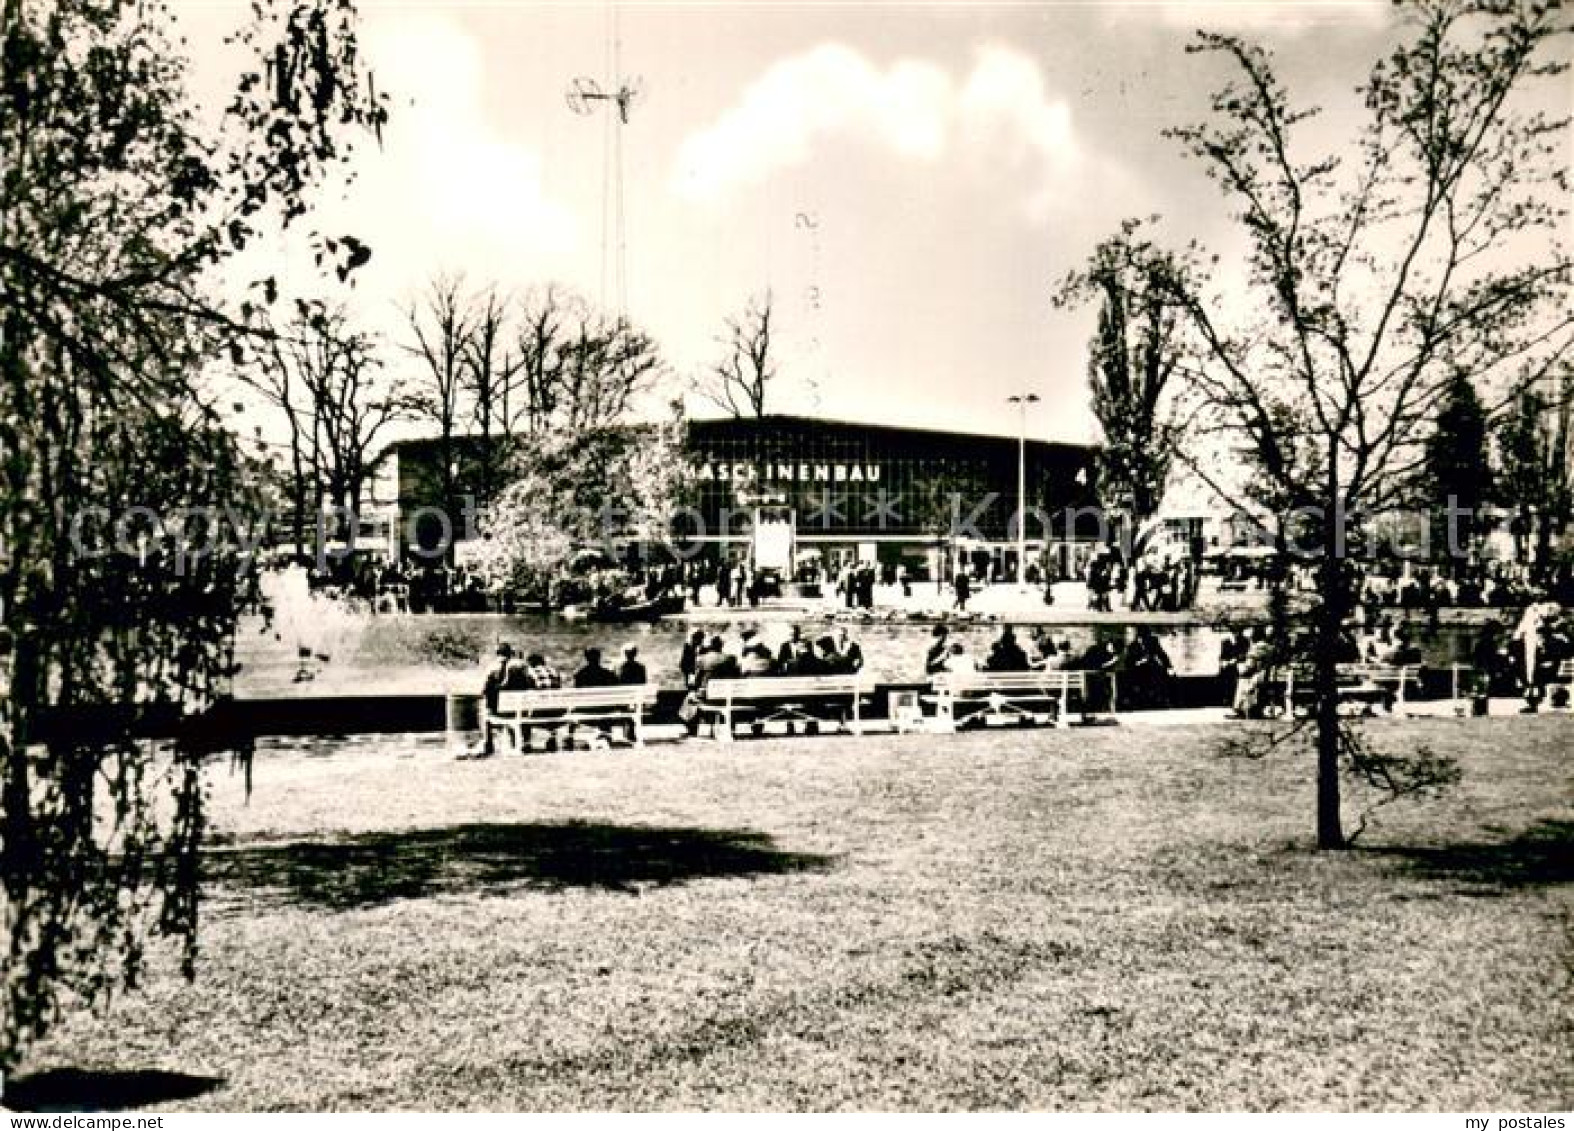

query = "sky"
[174,0,1429,444]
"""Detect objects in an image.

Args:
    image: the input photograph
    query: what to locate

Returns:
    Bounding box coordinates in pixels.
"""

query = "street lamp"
[1007,393,1040,584]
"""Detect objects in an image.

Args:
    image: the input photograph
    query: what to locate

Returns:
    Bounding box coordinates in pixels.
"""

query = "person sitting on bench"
[679,628,705,687]
[472,642,516,758]
[740,628,776,676]
[803,635,842,675]
[617,644,647,685]
[777,626,812,675]
[525,652,561,689]
[942,640,978,674]
[986,627,1030,672]
[681,637,740,734]
[574,647,619,688]
[835,627,865,673]
[924,625,951,675]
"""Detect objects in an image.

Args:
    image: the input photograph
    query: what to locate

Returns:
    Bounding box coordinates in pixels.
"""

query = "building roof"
[372,412,1093,466]
[684,413,1090,456]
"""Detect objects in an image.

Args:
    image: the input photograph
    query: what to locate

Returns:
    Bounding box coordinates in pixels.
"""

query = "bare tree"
[558,307,663,433]
[401,274,475,543]
[248,321,317,556]
[1146,3,1571,847]
[515,284,571,435]
[243,302,404,540]
[513,286,663,435]
[700,289,777,418]
[293,303,404,517]
[462,286,525,508]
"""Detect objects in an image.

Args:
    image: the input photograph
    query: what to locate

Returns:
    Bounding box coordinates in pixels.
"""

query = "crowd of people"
[920,624,1178,709]
[465,595,1574,750]
[1352,563,1552,616]
[1216,600,1574,719]
[274,556,493,614]
[1084,550,1200,613]
[676,624,867,687]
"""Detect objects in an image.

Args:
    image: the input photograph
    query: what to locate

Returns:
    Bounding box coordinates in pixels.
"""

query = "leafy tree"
[1053,220,1188,556]
[698,290,777,419]
[0,0,384,1070]
[472,407,694,595]
[1143,3,1570,847]
[1422,370,1492,567]
[1496,372,1574,573]
[402,280,664,541]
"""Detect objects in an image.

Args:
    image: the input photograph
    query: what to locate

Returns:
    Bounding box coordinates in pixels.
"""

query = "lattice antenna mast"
[566,8,642,318]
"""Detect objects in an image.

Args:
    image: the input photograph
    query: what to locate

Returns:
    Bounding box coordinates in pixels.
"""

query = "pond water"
[232,605,1488,699]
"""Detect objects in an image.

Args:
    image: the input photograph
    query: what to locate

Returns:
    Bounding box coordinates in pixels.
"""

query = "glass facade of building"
[373,415,1106,573]
[683,415,1101,541]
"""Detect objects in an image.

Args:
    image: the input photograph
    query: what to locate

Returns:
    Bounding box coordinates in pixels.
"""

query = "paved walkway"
[674,579,1511,627]
[247,697,1567,767]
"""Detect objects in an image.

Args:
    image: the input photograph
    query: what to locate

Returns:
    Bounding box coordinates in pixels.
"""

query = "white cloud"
[671,45,949,200]
[314,13,578,300]
[671,44,1091,215]
[1117,1,1390,36]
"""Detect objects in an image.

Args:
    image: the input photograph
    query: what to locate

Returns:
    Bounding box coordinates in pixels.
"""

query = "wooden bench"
[927,670,1089,730]
[694,675,870,741]
[489,685,653,750]
[1548,660,1574,707]
[1283,663,1421,716]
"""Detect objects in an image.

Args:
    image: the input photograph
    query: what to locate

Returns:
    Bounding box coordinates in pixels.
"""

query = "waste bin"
[446,692,480,735]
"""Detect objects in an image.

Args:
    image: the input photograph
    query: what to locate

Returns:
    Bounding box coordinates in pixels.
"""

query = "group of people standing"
[1480,601,1572,710]
[1085,551,1199,613]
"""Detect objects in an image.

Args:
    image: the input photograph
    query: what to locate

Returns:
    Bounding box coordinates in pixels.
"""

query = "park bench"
[489,685,654,751]
[1548,660,1574,707]
[1283,663,1421,717]
[693,675,871,741]
[926,669,1090,731]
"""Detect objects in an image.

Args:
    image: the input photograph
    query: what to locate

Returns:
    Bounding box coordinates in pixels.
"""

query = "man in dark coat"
[573,647,620,688]
[925,625,951,675]
[473,642,515,757]
[617,644,647,685]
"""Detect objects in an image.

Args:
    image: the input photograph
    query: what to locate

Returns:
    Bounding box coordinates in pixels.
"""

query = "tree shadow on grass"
[204,820,835,910]
[3,1068,223,1112]
[1362,818,1574,893]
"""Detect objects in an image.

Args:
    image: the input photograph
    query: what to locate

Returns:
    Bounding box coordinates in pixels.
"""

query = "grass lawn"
[10,717,1573,1111]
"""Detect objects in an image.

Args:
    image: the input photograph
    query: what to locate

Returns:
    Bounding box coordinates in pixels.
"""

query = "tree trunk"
[1,629,39,912]
[1315,479,1347,850]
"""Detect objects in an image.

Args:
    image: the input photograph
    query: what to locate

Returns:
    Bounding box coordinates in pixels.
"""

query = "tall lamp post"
[1007,393,1040,584]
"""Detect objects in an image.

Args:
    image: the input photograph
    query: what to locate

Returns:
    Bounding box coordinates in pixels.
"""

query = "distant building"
[365,414,1106,580]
